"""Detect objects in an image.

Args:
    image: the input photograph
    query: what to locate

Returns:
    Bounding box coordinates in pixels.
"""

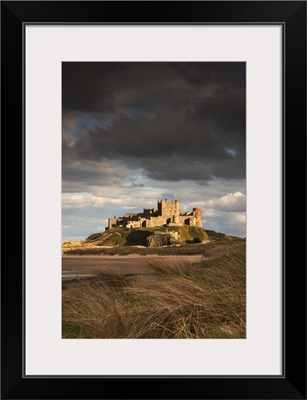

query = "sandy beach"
[62,254,204,280]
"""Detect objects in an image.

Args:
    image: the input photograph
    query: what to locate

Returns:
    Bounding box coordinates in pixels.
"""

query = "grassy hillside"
[62,225,212,254]
[62,241,246,339]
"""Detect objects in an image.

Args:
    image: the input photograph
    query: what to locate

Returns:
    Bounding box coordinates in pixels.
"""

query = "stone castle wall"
[107,199,202,229]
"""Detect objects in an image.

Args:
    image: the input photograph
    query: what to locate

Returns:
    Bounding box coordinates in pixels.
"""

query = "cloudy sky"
[62,62,246,242]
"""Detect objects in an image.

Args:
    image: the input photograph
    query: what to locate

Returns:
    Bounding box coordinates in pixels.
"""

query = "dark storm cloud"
[63,62,245,113]
[173,62,245,88]
[62,62,173,113]
[63,62,245,181]
[62,63,120,113]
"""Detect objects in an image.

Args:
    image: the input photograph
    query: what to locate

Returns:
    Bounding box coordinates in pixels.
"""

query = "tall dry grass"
[62,245,245,338]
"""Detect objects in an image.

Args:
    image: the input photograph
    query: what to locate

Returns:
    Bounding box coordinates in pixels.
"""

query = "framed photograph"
[1,1,306,399]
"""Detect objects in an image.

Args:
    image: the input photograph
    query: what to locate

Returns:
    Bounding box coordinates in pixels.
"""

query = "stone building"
[107,199,202,229]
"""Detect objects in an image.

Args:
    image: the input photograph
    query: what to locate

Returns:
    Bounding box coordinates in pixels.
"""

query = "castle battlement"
[107,199,202,230]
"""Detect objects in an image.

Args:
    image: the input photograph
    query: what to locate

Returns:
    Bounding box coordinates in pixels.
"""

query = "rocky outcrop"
[80,226,208,248]
[146,231,176,247]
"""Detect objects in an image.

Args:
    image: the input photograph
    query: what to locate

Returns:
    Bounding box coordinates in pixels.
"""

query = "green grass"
[187,226,209,241]
[62,321,90,338]
[85,232,103,242]
[167,226,208,242]
[62,242,246,339]
[125,230,152,245]
[64,226,214,253]
[102,232,125,246]
[206,230,226,240]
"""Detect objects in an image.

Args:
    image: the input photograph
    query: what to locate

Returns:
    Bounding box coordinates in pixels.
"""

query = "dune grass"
[62,244,245,339]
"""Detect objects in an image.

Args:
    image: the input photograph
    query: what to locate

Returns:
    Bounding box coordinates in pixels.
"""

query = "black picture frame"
[1,1,306,399]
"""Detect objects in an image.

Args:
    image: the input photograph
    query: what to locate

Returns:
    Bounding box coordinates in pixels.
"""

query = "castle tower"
[193,208,202,227]
[172,199,180,223]
[157,199,180,218]
[174,199,179,215]
[108,217,117,229]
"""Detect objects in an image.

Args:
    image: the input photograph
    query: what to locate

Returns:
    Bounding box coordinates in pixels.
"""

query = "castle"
[107,199,202,229]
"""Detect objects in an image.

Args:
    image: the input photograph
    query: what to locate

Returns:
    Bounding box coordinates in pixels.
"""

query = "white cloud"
[189,192,246,237]
[62,193,128,209]
[62,182,247,239]
[192,191,246,212]
[230,212,246,224]
[62,212,105,243]
[203,211,246,237]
